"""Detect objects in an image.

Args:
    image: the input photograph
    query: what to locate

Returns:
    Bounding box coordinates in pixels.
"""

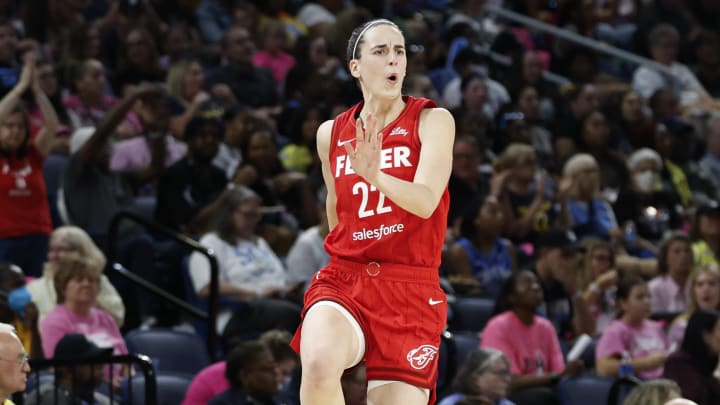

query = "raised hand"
[344,113,383,183]
[17,52,35,91]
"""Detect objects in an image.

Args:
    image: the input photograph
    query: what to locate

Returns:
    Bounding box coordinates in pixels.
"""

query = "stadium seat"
[125,328,210,375]
[558,374,614,405]
[124,372,194,405]
[452,332,480,368]
[452,297,495,332]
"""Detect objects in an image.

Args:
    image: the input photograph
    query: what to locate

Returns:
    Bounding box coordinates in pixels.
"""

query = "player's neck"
[360,96,405,131]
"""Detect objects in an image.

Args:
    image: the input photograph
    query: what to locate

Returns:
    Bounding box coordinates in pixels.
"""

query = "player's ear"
[349,59,360,79]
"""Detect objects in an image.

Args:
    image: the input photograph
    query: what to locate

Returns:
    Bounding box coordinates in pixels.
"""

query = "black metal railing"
[13,354,156,405]
[106,210,220,361]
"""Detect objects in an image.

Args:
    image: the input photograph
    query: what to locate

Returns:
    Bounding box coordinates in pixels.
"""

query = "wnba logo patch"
[406,344,438,370]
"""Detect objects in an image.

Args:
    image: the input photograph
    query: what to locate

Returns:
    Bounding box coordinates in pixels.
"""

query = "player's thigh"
[300,302,363,370]
[366,381,428,405]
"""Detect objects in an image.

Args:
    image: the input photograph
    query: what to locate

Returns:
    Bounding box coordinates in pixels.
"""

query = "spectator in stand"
[622,379,681,405]
[481,270,583,405]
[667,266,720,348]
[285,188,330,292]
[155,115,227,232]
[252,19,296,93]
[648,232,694,314]
[29,60,73,154]
[57,22,103,83]
[195,0,236,45]
[284,34,346,104]
[234,125,319,242]
[110,89,187,181]
[160,23,202,70]
[632,23,720,115]
[0,262,41,359]
[0,323,31,403]
[258,329,299,390]
[206,25,278,109]
[577,240,619,335]
[63,59,140,139]
[507,85,554,169]
[209,340,289,405]
[26,333,113,405]
[188,186,301,348]
[0,53,59,277]
[447,136,490,227]
[439,348,515,405]
[552,83,599,166]
[61,85,163,239]
[443,196,516,299]
[691,203,720,269]
[26,226,124,326]
[560,154,620,241]
[613,148,683,248]
[113,27,164,95]
[492,143,556,247]
[39,255,129,387]
[504,50,559,125]
[596,276,669,379]
[691,31,720,98]
[532,229,595,339]
[606,90,655,154]
[576,110,628,192]
[663,310,720,404]
[0,18,21,97]
[450,72,493,140]
[166,57,234,139]
[699,115,720,192]
[654,117,718,209]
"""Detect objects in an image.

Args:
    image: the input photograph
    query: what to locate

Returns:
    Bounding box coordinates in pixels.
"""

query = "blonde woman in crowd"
[26,226,125,326]
[667,265,720,348]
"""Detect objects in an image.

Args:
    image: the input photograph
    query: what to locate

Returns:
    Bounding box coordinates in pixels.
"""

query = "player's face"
[350,24,407,99]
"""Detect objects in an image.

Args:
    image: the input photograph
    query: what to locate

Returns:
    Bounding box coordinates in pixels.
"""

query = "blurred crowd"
[0,0,720,404]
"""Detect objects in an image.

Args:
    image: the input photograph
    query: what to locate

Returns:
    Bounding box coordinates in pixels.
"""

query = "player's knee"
[301,355,344,388]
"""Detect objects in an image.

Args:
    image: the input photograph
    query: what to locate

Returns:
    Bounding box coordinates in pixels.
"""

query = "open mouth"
[386,73,398,84]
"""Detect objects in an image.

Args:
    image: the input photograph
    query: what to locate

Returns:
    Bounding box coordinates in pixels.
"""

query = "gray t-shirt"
[62,154,136,236]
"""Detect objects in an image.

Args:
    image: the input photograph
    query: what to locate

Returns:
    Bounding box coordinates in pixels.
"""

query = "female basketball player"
[290,18,455,405]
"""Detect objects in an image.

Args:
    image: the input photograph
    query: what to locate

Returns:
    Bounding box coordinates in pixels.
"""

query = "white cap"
[69,127,96,155]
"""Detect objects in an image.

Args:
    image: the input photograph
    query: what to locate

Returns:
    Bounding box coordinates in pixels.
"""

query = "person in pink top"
[648,232,694,314]
[596,276,669,379]
[481,270,583,405]
[252,19,296,92]
[38,255,128,359]
[182,361,229,405]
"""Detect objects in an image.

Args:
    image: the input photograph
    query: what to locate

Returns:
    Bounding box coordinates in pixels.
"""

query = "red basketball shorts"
[290,256,447,398]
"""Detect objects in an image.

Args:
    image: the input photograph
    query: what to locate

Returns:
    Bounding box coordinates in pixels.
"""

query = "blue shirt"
[456,237,512,298]
[567,198,617,240]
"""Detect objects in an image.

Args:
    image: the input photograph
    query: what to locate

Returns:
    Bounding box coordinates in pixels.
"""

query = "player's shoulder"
[419,106,454,125]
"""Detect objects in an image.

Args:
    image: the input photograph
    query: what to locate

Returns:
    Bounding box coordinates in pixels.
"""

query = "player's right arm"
[317,120,339,230]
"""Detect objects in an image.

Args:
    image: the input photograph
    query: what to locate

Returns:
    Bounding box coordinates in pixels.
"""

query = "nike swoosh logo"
[428,298,444,306]
[337,138,354,147]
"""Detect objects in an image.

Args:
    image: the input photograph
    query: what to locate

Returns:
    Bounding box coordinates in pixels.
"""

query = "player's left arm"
[372,108,455,218]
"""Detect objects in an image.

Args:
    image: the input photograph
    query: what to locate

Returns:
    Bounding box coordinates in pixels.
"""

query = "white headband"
[352,19,395,60]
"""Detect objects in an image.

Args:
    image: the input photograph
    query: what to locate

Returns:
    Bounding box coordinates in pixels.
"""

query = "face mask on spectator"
[633,170,658,193]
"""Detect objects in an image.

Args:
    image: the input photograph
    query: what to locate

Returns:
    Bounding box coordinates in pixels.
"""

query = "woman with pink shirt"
[667,266,720,348]
[39,255,128,360]
[481,270,583,405]
[252,19,296,93]
[648,232,694,314]
[596,276,669,379]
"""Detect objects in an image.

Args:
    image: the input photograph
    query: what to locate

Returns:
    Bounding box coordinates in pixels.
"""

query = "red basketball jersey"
[325,96,450,269]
